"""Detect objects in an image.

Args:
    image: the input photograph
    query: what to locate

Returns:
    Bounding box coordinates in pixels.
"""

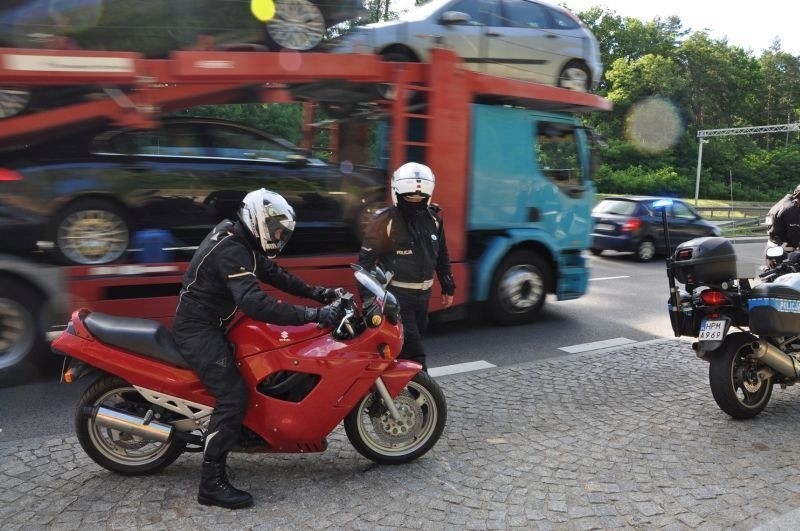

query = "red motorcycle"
[51,265,446,475]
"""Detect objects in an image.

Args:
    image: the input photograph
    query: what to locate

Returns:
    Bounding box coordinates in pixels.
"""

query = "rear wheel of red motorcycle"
[75,376,186,475]
[709,332,773,419]
[344,371,447,464]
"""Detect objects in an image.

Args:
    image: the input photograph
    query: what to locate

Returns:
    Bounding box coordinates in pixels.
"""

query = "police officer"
[173,189,343,509]
[358,162,456,371]
[768,184,800,250]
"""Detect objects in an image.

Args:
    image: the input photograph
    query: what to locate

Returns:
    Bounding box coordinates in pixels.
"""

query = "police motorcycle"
[662,199,800,419]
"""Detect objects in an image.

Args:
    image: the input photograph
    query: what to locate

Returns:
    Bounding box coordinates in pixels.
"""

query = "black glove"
[304,302,343,328]
[311,286,339,304]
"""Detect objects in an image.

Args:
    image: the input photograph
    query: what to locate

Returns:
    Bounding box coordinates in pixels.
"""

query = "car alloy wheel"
[54,201,131,265]
[557,61,590,92]
[636,239,656,262]
[266,0,326,51]
[0,87,31,119]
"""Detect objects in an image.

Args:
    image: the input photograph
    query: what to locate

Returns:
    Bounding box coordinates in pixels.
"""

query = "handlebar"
[760,259,800,282]
[313,289,361,340]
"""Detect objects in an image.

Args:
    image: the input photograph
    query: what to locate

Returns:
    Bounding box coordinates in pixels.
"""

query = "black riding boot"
[198,455,253,509]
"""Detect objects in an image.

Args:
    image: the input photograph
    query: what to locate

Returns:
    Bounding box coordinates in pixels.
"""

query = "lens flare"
[278,49,303,71]
[625,97,683,154]
[340,160,354,175]
[49,0,103,32]
[251,0,276,22]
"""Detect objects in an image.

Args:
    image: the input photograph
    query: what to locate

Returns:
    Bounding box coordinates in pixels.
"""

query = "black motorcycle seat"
[83,312,191,369]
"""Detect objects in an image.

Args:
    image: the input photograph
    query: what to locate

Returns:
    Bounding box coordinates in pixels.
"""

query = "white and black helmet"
[391,162,435,206]
[238,189,296,257]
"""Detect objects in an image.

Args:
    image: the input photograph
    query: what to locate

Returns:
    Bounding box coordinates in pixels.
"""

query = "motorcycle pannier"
[749,273,800,336]
[671,237,736,285]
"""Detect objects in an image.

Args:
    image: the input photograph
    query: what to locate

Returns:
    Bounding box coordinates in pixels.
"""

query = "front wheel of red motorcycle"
[75,376,186,475]
[344,371,447,464]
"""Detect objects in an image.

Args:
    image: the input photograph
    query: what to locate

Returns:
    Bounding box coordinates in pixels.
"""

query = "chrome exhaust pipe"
[750,340,800,379]
[92,406,173,442]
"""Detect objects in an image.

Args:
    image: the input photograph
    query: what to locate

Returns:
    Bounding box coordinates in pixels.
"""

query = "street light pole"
[694,138,706,207]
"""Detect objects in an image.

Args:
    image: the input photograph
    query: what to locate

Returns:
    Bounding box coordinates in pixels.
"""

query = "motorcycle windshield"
[352,265,387,301]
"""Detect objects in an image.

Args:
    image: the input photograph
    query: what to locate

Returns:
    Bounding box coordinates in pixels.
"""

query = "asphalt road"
[0,240,768,443]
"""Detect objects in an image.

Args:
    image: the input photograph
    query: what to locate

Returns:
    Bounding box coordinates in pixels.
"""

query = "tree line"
[572,5,800,203]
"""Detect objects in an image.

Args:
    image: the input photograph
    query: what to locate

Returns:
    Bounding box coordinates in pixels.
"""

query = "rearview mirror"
[440,11,471,24]
[286,154,309,168]
[766,246,785,259]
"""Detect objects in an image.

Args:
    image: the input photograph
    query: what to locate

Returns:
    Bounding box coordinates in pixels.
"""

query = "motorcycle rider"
[768,184,800,251]
[173,189,344,509]
[358,162,455,371]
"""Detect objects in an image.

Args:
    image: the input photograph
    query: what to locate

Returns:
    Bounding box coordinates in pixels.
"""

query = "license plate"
[595,223,614,231]
[698,319,726,341]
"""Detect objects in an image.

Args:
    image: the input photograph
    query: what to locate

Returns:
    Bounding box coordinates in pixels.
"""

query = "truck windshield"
[535,121,583,188]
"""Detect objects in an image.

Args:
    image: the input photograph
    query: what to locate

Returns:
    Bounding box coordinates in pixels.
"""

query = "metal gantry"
[694,122,800,205]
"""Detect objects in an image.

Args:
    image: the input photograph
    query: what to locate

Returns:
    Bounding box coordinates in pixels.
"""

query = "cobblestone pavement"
[3,338,800,530]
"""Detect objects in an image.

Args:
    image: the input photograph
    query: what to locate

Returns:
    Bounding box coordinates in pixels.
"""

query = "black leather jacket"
[769,200,800,248]
[358,204,455,295]
[175,219,316,328]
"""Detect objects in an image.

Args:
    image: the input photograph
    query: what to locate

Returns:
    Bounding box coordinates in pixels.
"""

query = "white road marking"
[590,275,630,281]
[428,361,496,377]
[559,337,638,353]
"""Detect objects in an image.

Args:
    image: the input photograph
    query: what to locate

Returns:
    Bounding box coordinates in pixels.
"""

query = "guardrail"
[695,206,770,220]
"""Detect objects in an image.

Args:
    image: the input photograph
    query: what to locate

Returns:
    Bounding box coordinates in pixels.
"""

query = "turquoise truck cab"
[467,104,597,324]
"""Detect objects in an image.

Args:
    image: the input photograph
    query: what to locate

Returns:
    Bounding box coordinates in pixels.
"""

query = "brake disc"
[370,391,423,445]
[740,365,763,393]
[106,428,149,451]
[742,375,763,393]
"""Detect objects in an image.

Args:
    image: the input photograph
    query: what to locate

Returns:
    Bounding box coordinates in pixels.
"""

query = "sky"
[562,0,797,56]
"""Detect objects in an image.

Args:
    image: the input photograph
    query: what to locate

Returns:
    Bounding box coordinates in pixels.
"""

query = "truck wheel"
[50,199,131,265]
[488,251,550,325]
[0,283,47,385]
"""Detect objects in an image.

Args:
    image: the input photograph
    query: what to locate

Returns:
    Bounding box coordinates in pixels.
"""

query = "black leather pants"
[173,315,249,461]
[393,288,431,369]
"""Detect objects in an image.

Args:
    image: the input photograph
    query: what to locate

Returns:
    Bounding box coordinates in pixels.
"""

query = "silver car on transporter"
[332,0,603,92]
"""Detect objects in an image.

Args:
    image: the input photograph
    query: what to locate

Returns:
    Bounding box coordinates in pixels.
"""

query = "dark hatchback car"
[0,0,367,118]
[590,196,721,262]
[0,117,386,265]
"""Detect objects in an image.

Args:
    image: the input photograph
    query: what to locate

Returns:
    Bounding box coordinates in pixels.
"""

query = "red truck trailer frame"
[0,45,610,382]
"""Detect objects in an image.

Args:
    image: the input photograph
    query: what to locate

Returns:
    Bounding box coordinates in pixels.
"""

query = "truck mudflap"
[557,256,590,301]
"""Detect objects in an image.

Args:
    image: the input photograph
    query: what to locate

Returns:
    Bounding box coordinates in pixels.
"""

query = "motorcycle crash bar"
[751,340,800,379]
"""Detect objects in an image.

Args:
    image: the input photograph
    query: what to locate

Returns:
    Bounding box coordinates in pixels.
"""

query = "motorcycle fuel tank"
[229,320,327,357]
[749,273,800,336]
